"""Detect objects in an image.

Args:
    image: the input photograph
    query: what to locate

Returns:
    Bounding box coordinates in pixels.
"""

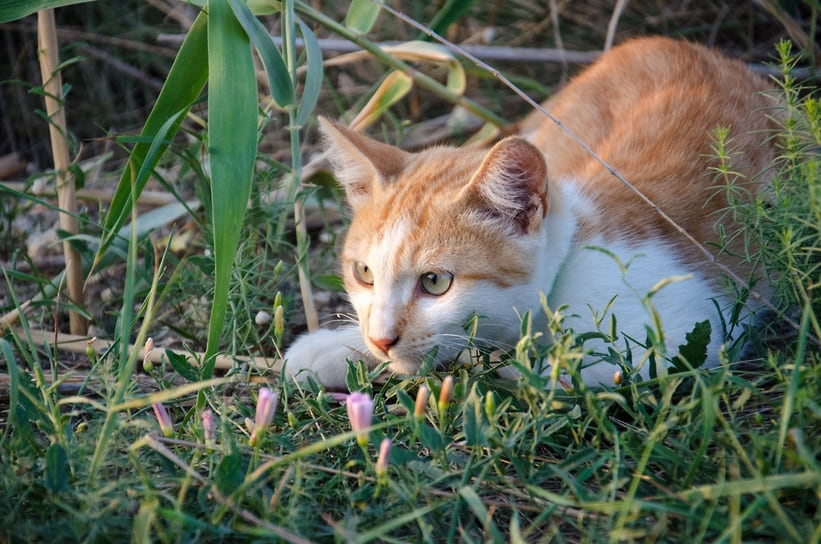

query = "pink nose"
[369,336,399,354]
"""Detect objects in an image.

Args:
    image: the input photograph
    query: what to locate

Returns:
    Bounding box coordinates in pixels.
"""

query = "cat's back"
[522,37,777,260]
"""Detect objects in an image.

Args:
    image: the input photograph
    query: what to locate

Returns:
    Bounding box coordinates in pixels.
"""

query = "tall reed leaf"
[204,0,257,369]
[0,0,93,23]
[295,19,323,128]
[95,11,208,270]
[227,0,294,110]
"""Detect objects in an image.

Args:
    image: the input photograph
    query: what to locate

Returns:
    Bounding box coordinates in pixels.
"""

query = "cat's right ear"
[318,117,410,208]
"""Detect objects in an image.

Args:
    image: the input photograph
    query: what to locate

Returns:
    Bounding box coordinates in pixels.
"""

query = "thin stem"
[284,0,318,331]
[37,9,86,335]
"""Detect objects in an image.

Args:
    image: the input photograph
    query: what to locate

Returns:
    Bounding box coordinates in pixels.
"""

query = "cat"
[283,36,778,390]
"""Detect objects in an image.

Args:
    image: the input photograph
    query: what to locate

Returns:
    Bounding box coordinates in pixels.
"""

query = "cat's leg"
[283,326,379,390]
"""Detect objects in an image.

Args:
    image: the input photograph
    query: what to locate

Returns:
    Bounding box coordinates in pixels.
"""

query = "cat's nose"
[369,336,399,354]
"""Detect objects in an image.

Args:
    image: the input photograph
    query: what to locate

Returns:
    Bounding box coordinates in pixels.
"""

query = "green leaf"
[0,0,94,23]
[165,350,200,382]
[673,320,712,371]
[462,386,490,447]
[345,360,372,394]
[295,18,324,127]
[227,0,295,109]
[205,0,258,365]
[344,0,380,33]
[313,274,344,291]
[459,486,504,542]
[349,70,413,131]
[215,449,244,496]
[426,0,477,37]
[96,10,208,268]
[0,339,20,439]
[45,443,69,493]
[418,423,444,452]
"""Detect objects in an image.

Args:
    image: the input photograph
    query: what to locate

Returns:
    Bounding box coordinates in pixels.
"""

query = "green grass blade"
[0,0,94,23]
[227,0,295,110]
[95,10,208,270]
[295,18,323,128]
[425,0,476,37]
[0,339,20,442]
[204,0,258,366]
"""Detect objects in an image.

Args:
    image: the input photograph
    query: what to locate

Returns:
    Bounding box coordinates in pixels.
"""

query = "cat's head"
[320,117,549,375]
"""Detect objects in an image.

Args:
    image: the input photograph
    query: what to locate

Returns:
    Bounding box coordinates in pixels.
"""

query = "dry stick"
[547,0,568,84]
[156,33,601,65]
[78,45,165,92]
[37,9,86,336]
[1,22,178,58]
[376,1,816,346]
[20,328,283,374]
[604,0,630,52]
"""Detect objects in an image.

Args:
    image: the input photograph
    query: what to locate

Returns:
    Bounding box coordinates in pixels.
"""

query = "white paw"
[283,327,376,390]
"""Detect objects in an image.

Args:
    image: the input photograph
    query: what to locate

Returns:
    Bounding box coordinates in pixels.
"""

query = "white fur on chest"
[530,181,726,384]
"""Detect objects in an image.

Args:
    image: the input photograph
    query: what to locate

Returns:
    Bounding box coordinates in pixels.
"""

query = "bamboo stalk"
[37,9,86,335]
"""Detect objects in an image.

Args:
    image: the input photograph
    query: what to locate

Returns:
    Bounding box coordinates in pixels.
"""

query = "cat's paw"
[283,327,374,390]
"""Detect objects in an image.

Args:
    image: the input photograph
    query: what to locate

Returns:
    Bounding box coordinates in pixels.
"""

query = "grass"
[1,1,821,542]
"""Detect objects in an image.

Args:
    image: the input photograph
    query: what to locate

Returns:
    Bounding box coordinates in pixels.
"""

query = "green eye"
[353,261,374,285]
[420,272,453,296]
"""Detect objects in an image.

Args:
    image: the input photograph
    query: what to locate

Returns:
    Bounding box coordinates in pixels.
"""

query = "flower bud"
[484,391,497,420]
[438,375,454,414]
[250,387,279,446]
[346,392,374,447]
[414,385,429,421]
[375,438,391,478]
[274,305,285,343]
[201,408,215,447]
[152,402,173,437]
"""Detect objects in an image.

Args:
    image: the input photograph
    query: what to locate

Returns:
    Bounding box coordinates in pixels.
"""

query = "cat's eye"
[353,261,374,286]
[420,272,454,296]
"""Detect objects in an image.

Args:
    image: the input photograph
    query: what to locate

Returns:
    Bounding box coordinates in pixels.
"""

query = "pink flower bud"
[346,392,374,447]
[250,387,278,446]
[152,402,173,437]
[201,408,215,447]
[414,385,429,420]
[375,438,391,478]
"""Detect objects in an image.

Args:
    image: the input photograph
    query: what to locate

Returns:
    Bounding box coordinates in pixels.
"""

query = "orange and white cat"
[284,36,777,390]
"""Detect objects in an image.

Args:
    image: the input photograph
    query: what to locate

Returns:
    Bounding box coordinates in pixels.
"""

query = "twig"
[17,327,283,374]
[0,22,179,58]
[753,0,821,67]
[547,0,568,83]
[78,45,164,92]
[0,153,26,178]
[373,1,819,347]
[156,33,601,65]
[1,182,177,207]
[37,9,86,336]
[604,0,630,52]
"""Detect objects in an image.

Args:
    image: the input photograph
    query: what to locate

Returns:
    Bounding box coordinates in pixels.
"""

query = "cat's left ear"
[318,117,410,208]
[462,137,548,235]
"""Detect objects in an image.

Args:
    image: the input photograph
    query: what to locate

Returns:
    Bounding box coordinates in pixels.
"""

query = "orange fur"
[521,36,778,268]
